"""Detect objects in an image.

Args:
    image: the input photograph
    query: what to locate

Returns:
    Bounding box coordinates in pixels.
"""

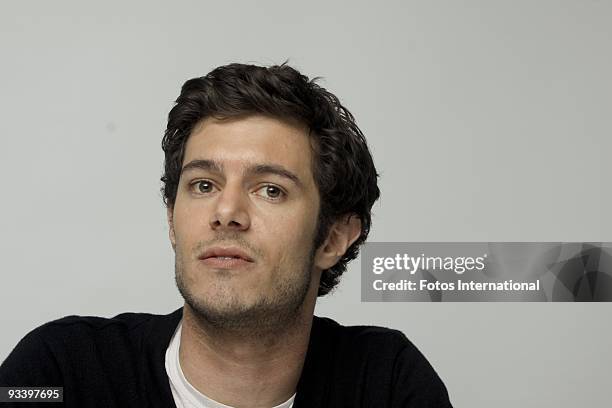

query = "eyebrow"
[181,159,304,188]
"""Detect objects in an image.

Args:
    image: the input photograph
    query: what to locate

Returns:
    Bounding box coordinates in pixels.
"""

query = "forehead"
[183,115,315,179]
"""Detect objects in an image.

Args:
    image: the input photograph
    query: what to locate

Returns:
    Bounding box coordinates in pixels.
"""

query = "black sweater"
[0,308,453,407]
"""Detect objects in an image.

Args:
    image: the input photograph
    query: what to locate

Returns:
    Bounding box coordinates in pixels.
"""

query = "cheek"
[257,210,317,263]
[173,202,208,242]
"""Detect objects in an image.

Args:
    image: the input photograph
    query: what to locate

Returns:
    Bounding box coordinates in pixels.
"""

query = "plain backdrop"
[1,1,611,407]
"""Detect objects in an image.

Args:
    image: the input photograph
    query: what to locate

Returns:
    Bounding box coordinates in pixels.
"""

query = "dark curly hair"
[161,62,380,296]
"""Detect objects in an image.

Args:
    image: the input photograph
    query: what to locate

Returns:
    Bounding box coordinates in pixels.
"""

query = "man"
[0,63,452,407]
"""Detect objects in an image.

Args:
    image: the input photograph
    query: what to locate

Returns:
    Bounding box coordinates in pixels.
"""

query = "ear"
[314,214,362,270]
[167,206,176,251]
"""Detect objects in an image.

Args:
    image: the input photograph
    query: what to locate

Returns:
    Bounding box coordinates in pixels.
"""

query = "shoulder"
[0,308,182,385]
[14,310,172,352]
[33,310,169,339]
[313,315,416,356]
[312,315,434,372]
[306,316,453,407]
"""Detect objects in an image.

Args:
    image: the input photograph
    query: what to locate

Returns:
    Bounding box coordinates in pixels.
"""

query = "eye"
[191,180,216,194]
[254,185,285,201]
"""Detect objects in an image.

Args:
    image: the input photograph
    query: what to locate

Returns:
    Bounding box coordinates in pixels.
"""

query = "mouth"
[200,257,252,269]
[198,246,255,269]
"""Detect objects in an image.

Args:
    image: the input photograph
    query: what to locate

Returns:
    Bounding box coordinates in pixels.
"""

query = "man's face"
[168,115,322,329]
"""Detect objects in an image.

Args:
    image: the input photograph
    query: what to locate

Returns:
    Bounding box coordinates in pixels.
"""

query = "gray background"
[1,1,610,407]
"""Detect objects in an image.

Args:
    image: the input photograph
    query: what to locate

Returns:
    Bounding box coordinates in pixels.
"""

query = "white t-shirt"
[164,319,296,408]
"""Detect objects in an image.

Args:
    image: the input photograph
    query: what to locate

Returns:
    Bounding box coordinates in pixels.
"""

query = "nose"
[209,183,251,231]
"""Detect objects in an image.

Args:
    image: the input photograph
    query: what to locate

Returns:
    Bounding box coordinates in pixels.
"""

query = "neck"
[178,282,318,408]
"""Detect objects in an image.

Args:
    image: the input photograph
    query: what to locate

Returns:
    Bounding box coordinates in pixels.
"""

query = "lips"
[199,247,254,263]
